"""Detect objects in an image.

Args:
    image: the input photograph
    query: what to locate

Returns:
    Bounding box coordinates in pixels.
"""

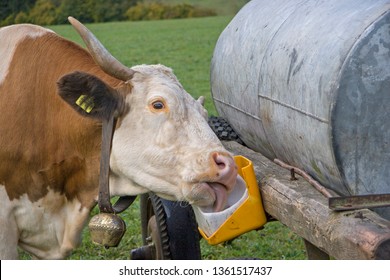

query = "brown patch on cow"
[1,156,98,207]
[0,31,123,208]
[38,157,98,202]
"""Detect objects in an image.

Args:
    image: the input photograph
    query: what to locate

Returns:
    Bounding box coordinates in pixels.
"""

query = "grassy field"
[143,0,250,16]
[41,16,306,260]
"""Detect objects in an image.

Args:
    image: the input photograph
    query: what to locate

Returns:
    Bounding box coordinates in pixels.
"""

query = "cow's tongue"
[209,182,228,212]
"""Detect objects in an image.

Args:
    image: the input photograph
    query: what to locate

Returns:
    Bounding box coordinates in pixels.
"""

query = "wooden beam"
[223,141,390,259]
[303,239,330,260]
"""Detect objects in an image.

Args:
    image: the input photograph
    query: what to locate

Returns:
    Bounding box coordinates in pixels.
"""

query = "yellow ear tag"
[76,94,94,113]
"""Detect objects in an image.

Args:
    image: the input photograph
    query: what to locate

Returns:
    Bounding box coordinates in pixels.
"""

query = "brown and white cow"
[0,17,238,259]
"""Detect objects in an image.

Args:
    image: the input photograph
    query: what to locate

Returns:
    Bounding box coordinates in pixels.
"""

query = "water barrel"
[211,0,390,218]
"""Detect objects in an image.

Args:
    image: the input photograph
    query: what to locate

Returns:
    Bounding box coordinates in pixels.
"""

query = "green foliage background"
[1,0,137,26]
[0,0,249,26]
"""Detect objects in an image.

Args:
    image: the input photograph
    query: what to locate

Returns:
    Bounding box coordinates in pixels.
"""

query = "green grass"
[62,199,306,260]
[30,17,307,260]
[143,0,250,16]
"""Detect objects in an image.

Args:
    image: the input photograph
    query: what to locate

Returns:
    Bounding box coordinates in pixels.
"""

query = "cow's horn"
[68,16,135,81]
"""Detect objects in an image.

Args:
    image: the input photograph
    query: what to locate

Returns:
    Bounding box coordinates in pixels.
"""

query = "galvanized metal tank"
[211,0,390,217]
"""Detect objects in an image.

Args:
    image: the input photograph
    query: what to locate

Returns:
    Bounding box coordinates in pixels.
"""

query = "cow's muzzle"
[191,152,239,212]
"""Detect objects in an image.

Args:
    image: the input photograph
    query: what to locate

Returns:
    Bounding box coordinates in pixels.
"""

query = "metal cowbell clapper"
[89,212,126,248]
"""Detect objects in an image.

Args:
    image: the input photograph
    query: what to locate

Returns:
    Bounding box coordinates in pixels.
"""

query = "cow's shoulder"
[0,24,56,85]
[0,23,55,58]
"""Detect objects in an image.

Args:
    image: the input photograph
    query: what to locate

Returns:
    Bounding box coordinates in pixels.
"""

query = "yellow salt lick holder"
[192,155,267,245]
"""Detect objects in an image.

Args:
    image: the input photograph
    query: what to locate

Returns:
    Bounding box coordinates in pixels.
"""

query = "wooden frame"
[223,141,390,259]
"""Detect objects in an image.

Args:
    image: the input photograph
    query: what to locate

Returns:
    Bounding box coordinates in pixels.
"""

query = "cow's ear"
[197,96,205,107]
[57,71,123,120]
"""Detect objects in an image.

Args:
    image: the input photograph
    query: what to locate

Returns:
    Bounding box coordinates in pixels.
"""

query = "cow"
[0,17,239,259]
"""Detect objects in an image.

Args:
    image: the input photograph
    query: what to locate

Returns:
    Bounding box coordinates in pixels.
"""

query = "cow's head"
[57,17,238,212]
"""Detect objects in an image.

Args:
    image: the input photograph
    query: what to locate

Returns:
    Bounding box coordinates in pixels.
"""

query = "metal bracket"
[329,194,390,211]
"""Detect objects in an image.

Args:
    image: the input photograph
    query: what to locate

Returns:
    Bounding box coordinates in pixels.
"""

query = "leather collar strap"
[98,116,136,213]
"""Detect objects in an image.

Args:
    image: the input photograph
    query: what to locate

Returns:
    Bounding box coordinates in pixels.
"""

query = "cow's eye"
[152,101,165,110]
[149,98,168,113]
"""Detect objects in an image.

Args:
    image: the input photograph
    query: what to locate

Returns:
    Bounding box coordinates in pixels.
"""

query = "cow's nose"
[211,152,238,191]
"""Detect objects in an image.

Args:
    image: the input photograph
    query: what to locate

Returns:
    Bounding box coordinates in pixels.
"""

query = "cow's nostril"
[217,161,226,170]
[212,152,230,171]
[208,152,238,195]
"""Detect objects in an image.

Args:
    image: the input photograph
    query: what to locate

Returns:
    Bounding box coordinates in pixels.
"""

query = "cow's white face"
[56,17,239,212]
[109,65,238,211]
[57,65,238,212]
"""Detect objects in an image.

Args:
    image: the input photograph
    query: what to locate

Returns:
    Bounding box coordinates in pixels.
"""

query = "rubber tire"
[140,193,201,260]
[208,116,245,145]
[140,193,171,259]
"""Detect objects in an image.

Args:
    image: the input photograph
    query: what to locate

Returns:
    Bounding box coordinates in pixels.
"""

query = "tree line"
[0,0,217,27]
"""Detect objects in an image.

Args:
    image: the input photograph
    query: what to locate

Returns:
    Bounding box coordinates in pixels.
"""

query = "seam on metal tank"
[213,98,263,121]
[258,94,329,123]
[214,97,279,159]
[329,9,390,195]
[330,8,390,124]
[254,1,311,165]
[255,0,326,158]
